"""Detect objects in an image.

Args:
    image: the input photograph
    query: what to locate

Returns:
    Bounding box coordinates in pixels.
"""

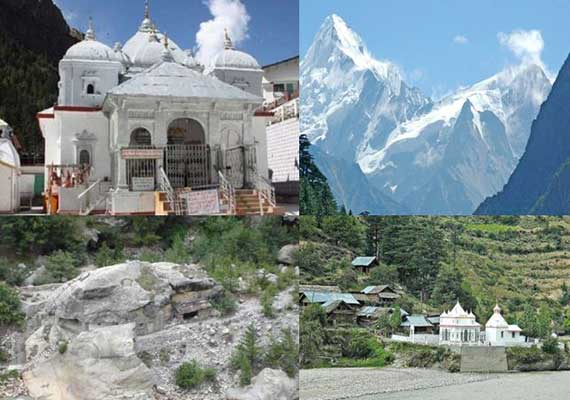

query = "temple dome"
[214,30,260,70]
[63,19,116,62]
[113,43,132,68]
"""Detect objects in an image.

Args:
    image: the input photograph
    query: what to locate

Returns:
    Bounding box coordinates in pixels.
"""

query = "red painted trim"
[254,110,275,117]
[54,105,102,112]
[36,113,55,119]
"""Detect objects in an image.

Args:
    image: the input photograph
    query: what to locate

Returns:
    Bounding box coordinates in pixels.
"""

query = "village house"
[351,256,378,273]
[0,119,20,213]
[322,299,359,326]
[35,3,285,216]
[356,306,409,327]
[401,314,435,334]
[360,285,401,306]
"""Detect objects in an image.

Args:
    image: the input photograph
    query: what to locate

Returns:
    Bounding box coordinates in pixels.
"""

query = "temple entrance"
[225,145,257,189]
[165,118,210,188]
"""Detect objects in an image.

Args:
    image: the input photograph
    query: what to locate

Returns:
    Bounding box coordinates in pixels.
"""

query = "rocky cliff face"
[3,260,299,400]
[0,0,79,153]
[476,53,570,215]
[0,0,77,63]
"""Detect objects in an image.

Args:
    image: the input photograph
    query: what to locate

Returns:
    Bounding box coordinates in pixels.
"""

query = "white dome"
[64,39,116,62]
[124,30,186,68]
[214,48,261,70]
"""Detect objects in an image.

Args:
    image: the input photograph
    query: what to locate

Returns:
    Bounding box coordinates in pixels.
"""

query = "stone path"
[300,368,570,400]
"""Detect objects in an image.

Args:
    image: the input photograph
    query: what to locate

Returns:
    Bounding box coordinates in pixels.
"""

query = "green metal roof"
[352,257,377,267]
[401,314,434,328]
[301,291,360,305]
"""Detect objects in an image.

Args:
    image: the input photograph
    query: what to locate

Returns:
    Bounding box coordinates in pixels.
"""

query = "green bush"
[95,243,124,267]
[260,284,277,318]
[136,249,162,263]
[231,323,262,386]
[0,283,24,327]
[58,341,68,354]
[36,250,78,284]
[0,258,27,286]
[164,234,190,264]
[210,290,237,316]
[343,329,376,359]
[264,329,299,377]
[542,337,560,354]
[175,360,216,389]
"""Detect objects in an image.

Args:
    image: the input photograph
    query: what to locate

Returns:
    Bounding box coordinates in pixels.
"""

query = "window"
[79,149,91,165]
[87,84,95,94]
[130,128,152,146]
[512,332,515,338]
[501,331,504,338]
[273,83,285,93]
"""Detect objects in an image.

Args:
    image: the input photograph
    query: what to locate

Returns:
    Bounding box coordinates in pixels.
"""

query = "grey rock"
[277,245,299,265]
[226,368,298,400]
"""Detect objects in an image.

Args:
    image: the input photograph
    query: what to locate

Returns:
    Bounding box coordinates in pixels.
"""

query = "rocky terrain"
[1,255,299,400]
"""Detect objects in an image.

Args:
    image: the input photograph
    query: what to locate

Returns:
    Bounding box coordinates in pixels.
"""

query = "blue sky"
[301,0,570,98]
[55,0,299,66]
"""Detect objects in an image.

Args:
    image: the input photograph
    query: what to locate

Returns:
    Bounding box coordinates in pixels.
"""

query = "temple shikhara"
[33,2,294,216]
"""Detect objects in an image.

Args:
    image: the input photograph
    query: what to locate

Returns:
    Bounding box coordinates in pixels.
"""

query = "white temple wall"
[214,69,263,97]
[57,111,111,182]
[58,60,121,107]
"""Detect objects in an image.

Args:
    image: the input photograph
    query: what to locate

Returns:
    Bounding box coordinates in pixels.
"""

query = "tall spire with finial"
[140,0,154,32]
[85,17,96,41]
[224,28,233,50]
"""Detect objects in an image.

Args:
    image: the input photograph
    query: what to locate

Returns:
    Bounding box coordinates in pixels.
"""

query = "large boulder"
[277,245,299,266]
[225,368,298,400]
[23,262,222,340]
[23,323,154,400]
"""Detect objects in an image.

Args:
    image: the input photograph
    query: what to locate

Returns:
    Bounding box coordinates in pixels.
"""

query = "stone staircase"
[156,189,284,216]
[234,189,284,216]
[460,346,508,372]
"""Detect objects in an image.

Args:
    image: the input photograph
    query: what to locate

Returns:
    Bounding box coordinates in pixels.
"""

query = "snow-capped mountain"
[301,14,431,163]
[301,14,552,215]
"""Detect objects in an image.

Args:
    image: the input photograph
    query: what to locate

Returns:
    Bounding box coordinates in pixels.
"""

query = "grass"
[465,223,519,233]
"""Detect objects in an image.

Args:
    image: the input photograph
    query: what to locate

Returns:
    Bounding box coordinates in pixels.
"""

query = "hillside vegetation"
[299,215,570,333]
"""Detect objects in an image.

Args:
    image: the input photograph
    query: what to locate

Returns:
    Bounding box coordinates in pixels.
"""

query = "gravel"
[300,368,570,400]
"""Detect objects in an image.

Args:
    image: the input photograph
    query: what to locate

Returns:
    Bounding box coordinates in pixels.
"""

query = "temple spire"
[139,0,154,32]
[144,0,150,19]
[85,17,95,41]
[162,33,173,62]
[224,28,234,50]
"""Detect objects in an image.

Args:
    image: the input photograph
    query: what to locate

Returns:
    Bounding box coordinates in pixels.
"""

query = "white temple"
[37,2,278,216]
[0,119,20,213]
[484,304,525,346]
[439,301,481,346]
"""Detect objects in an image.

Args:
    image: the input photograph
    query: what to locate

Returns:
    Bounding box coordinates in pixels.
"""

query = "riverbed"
[300,367,570,400]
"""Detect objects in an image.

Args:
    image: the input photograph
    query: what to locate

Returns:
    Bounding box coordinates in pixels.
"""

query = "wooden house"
[361,285,401,306]
[351,256,378,273]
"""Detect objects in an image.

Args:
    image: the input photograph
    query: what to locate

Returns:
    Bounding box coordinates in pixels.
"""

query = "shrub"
[58,340,68,354]
[210,290,237,316]
[260,284,277,318]
[164,234,190,264]
[264,329,299,377]
[175,360,216,389]
[231,323,262,386]
[136,249,162,263]
[542,337,560,354]
[0,282,24,327]
[95,243,124,267]
[36,250,78,284]
[0,257,27,286]
[343,329,376,359]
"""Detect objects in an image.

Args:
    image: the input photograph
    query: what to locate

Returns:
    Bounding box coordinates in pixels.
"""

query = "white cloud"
[453,35,469,45]
[195,0,251,68]
[497,29,544,65]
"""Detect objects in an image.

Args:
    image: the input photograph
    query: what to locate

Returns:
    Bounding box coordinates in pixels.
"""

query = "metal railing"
[218,171,236,215]
[255,175,276,215]
[78,178,106,216]
[159,166,185,216]
[268,98,300,125]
